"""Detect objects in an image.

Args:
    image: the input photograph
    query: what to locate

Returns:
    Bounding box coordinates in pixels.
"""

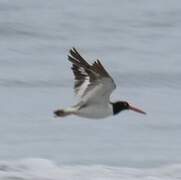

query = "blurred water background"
[0,0,181,179]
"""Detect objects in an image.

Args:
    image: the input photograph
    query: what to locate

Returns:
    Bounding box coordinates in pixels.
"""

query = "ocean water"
[0,0,181,179]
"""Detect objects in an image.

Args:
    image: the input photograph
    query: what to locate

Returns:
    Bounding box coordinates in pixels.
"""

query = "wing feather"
[68,48,116,102]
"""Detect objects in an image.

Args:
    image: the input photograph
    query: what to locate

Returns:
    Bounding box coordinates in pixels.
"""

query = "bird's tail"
[54,107,76,117]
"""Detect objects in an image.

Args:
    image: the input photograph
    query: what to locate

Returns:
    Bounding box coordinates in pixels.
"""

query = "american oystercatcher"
[54,48,146,119]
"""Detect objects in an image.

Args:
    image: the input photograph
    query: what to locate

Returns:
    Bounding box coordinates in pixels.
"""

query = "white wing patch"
[82,77,116,103]
[76,77,90,97]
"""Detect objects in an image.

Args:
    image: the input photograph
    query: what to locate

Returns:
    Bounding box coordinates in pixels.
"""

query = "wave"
[0,72,181,89]
[0,158,181,180]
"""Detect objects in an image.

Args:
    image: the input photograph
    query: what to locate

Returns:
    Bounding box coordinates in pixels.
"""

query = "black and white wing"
[68,48,116,103]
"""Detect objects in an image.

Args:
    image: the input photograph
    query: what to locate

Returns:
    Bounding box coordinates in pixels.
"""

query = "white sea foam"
[0,158,181,180]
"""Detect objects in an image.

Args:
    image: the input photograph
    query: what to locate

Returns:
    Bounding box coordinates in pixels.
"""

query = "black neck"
[112,103,122,115]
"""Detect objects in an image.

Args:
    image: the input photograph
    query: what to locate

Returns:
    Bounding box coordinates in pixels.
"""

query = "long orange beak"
[129,105,146,115]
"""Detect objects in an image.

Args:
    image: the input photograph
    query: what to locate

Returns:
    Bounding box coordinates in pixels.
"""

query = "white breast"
[76,103,113,119]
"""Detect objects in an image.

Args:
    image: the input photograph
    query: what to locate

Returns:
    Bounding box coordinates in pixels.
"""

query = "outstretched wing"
[68,48,116,103]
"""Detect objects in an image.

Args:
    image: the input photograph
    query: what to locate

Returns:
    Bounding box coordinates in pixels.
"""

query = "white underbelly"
[76,105,113,119]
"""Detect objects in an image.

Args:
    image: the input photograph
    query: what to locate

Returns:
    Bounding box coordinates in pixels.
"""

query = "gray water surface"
[0,0,181,169]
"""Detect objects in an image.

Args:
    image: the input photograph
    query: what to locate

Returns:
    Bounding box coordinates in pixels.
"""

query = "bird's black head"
[112,101,146,115]
[112,101,129,115]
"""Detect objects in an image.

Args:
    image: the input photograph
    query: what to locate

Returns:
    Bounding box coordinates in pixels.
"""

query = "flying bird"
[54,48,146,119]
